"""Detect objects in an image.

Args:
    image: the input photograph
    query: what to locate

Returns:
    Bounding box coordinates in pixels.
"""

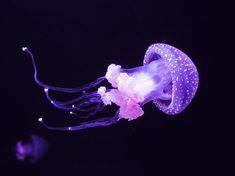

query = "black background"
[1,0,231,176]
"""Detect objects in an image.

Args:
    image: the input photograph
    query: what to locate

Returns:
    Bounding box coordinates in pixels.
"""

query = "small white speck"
[72,105,75,108]
[68,127,72,130]
[44,88,48,92]
[38,118,43,122]
[22,47,28,51]
[69,111,73,114]
[190,71,194,75]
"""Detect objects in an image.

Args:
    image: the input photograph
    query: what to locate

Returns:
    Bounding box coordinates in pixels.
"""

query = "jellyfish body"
[143,43,199,114]
[22,43,198,131]
[15,134,49,163]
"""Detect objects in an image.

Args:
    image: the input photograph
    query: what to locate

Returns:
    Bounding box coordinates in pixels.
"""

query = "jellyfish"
[22,43,199,131]
[15,134,49,163]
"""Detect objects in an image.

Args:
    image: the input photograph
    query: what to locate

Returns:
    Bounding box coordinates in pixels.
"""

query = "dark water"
[1,0,230,176]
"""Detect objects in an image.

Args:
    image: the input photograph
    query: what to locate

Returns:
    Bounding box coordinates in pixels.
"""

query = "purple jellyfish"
[22,43,199,131]
[16,134,49,163]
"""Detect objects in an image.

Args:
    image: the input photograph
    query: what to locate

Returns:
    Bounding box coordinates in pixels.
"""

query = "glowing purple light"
[22,43,199,131]
[143,43,199,115]
[15,134,49,163]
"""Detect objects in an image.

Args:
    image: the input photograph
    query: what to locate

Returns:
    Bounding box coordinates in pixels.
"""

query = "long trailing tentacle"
[38,110,120,131]
[22,47,107,119]
[22,47,105,93]
[22,47,120,130]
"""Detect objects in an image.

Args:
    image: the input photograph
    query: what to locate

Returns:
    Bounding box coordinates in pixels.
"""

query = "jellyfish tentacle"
[22,47,109,119]
[44,90,105,118]
[22,47,105,93]
[46,93,104,119]
[38,110,119,131]
[72,102,104,113]
[45,91,101,106]
[44,90,102,111]
[77,96,103,108]
[69,104,105,119]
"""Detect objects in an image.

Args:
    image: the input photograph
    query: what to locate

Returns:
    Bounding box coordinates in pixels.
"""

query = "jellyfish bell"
[143,43,199,115]
[22,43,199,131]
[15,134,49,163]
